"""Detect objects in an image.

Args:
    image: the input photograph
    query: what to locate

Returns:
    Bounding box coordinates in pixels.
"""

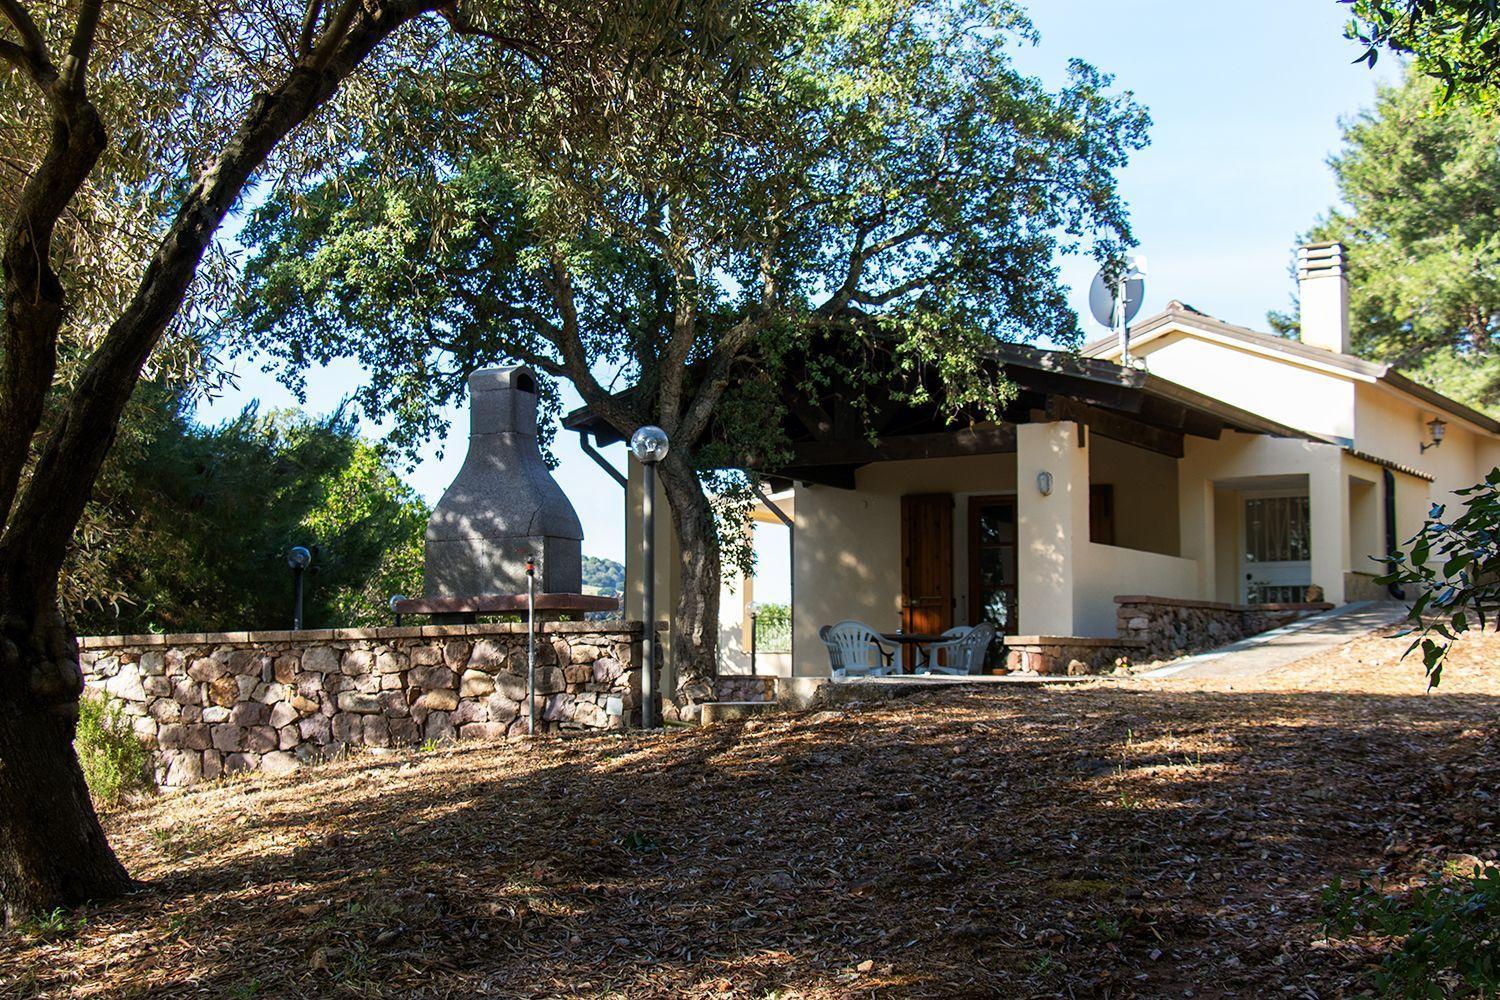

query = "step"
[699,700,779,724]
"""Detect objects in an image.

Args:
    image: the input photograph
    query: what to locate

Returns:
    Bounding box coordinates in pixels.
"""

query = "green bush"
[1323,864,1500,997]
[75,694,155,806]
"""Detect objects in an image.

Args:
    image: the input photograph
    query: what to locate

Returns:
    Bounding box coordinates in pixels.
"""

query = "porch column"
[1017,421,1089,635]
[1308,451,1349,604]
[1176,440,1217,599]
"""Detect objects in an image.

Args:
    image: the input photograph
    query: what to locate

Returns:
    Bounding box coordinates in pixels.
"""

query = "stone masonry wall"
[1115,595,1333,663]
[80,622,645,787]
[1002,637,1146,676]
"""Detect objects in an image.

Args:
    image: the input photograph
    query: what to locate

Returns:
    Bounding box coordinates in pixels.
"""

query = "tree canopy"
[1345,0,1500,108]
[237,0,1150,690]
[1278,71,1500,410]
[65,391,427,636]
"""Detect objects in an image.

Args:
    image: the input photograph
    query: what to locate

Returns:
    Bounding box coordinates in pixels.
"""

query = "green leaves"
[1381,467,1500,687]
[1323,864,1500,997]
[1344,1,1500,110]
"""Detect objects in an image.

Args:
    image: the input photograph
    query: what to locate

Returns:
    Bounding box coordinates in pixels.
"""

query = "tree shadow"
[1,685,1495,997]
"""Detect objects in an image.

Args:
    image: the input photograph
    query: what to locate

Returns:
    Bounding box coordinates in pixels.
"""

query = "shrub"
[75,693,155,806]
[1323,864,1500,997]
[1378,467,1500,686]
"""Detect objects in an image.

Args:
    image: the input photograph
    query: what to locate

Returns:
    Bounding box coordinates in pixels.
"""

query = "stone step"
[699,700,779,724]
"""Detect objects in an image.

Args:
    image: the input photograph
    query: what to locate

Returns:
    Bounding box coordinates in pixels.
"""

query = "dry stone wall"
[1114,595,1333,663]
[80,622,645,787]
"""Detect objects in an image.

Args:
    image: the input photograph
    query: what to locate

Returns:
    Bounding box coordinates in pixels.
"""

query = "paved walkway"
[1136,600,1411,681]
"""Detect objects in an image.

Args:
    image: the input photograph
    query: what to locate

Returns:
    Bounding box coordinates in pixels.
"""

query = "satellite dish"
[1088,257,1147,330]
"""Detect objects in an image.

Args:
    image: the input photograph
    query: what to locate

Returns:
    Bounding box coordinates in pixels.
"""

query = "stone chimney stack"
[1297,242,1350,354]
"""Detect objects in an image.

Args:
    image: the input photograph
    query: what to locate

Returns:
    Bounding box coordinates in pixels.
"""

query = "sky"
[197,0,1402,596]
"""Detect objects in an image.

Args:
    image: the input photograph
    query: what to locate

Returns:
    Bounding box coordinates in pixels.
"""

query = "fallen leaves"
[0,626,1495,997]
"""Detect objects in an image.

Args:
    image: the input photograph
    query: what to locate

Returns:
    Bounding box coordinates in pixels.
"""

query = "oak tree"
[238,0,1149,701]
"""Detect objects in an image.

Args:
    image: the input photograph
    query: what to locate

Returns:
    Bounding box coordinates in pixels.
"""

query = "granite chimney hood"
[422,366,584,598]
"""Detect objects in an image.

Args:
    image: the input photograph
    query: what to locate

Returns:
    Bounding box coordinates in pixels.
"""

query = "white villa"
[567,243,1500,688]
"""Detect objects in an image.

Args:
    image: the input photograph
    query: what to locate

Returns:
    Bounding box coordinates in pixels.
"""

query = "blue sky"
[198,0,1401,584]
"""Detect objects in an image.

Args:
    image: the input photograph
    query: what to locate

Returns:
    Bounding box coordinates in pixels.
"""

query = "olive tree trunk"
[0,1,440,923]
[0,610,132,924]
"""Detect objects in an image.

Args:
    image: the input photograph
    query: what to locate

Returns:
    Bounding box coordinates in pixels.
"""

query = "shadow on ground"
[1,681,1496,999]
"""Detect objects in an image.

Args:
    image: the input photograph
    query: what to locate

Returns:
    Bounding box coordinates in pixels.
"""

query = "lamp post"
[747,602,761,676]
[629,425,669,728]
[526,554,537,737]
[287,546,312,630]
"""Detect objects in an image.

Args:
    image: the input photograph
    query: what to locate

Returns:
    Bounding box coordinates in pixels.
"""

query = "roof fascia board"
[1090,317,1380,383]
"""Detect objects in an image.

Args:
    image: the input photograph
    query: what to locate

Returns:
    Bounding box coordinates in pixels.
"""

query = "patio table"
[879,632,947,673]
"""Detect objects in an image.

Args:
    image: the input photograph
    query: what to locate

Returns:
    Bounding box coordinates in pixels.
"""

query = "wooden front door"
[967,495,1018,636]
[901,495,954,649]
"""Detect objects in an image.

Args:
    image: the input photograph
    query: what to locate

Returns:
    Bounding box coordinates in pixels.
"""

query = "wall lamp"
[1420,417,1447,454]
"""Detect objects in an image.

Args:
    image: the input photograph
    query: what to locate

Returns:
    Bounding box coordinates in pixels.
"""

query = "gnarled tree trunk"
[0,608,131,925]
[654,450,721,707]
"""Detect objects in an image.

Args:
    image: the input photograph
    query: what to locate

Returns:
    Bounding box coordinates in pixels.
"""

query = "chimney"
[1297,242,1350,354]
[423,366,584,598]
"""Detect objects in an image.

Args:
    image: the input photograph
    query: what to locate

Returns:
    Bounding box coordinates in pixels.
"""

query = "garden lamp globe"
[629,425,670,464]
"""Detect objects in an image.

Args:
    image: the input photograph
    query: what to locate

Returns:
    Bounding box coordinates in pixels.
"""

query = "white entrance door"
[1242,493,1311,603]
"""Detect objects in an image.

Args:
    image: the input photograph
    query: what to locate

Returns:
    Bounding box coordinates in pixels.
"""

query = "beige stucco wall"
[791,485,901,676]
[1074,542,1199,636]
[1133,331,1358,442]
[1354,383,1491,506]
[789,453,1018,675]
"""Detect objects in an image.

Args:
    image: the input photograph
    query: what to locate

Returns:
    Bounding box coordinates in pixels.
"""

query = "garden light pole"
[287,546,312,630]
[748,602,760,676]
[526,554,537,737]
[630,425,670,729]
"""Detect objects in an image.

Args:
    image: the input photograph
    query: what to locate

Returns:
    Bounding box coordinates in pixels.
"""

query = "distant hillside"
[582,556,624,597]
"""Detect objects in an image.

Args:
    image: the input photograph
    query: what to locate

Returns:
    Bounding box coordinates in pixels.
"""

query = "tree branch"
[0,0,47,74]
[298,0,325,57]
[0,0,446,616]
[58,0,102,95]
[0,36,28,69]
[306,0,360,71]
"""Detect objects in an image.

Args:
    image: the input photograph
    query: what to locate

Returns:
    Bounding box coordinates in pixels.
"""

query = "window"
[1244,496,1310,563]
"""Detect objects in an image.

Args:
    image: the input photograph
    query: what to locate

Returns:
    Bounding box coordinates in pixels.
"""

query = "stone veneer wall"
[80,621,646,787]
[1114,595,1333,662]
[1002,636,1146,675]
[712,675,778,702]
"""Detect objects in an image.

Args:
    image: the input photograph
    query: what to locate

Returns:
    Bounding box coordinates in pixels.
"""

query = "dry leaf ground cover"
[3,626,1497,998]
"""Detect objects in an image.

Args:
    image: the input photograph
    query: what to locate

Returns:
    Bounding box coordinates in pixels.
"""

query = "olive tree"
[0,0,765,922]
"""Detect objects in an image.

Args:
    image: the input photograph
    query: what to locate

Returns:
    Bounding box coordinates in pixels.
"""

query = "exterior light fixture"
[1420,417,1447,454]
[287,545,313,630]
[630,425,669,727]
[389,594,407,627]
[1036,471,1054,496]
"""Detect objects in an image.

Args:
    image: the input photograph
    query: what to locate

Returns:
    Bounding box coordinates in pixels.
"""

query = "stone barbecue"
[424,365,584,597]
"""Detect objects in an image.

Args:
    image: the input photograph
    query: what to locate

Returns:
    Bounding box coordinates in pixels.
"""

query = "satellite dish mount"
[1088,256,1147,368]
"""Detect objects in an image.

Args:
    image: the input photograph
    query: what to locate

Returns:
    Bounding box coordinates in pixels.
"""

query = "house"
[566,243,1500,687]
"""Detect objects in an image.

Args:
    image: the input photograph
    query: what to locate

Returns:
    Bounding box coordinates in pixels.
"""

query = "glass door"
[967,495,1018,639]
[1242,493,1311,603]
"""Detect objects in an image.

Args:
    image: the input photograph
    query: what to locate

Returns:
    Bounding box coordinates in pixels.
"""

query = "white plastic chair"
[821,620,901,678]
[918,622,995,676]
[917,625,973,672]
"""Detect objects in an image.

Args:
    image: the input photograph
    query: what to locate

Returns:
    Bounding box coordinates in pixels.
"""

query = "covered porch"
[565,343,1415,685]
